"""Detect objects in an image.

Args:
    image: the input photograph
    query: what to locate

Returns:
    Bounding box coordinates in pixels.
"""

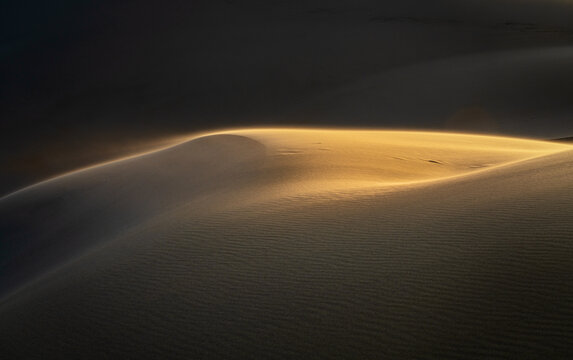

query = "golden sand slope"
[210,129,570,199]
[15,129,570,192]
[1,129,572,359]
[1,128,569,294]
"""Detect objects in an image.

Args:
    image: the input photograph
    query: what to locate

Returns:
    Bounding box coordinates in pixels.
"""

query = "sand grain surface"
[1,129,572,358]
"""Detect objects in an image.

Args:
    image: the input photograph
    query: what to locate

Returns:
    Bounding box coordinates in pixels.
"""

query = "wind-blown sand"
[1,129,572,358]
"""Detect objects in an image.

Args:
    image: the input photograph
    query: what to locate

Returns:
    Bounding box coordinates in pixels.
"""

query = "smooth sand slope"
[1,129,573,358]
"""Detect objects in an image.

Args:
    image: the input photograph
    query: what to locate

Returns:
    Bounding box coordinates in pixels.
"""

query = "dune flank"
[1,129,572,358]
[224,129,569,195]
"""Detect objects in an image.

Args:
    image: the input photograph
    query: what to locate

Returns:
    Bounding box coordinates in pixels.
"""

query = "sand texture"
[1,129,573,358]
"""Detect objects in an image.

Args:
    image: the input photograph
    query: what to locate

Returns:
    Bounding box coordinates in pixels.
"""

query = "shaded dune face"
[0,134,266,297]
[1,129,573,358]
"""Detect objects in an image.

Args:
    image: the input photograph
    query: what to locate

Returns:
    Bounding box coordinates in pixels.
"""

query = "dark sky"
[2,0,573,195]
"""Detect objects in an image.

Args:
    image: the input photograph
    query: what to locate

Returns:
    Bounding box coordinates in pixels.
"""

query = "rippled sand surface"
[1,129,572,358]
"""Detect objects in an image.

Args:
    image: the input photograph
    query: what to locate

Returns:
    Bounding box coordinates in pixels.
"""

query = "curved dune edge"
[3,128,570,202]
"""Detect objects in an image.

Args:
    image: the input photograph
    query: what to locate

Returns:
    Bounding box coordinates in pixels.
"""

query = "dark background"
[2,0,573,196]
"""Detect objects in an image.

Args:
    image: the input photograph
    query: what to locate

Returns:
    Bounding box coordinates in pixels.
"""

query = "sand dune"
[1,129,572,358]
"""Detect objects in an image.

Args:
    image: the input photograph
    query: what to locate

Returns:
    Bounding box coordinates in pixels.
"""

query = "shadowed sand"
[1,129,572,358]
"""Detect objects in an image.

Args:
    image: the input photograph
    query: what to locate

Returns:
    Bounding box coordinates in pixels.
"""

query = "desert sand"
[1,129,573,358]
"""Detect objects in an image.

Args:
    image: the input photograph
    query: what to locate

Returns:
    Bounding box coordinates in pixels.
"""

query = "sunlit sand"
[1,128,572,358]
[222,128,569,194]
[7,128,568,203]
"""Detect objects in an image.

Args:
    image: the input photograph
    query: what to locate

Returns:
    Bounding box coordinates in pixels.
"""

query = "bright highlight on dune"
[1,128,573,359]
[200,128,571,198]
[11,128,569,201]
